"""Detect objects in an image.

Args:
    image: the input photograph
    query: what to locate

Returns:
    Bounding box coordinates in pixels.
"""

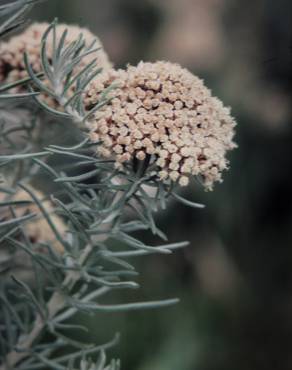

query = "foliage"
[0,10,202,370]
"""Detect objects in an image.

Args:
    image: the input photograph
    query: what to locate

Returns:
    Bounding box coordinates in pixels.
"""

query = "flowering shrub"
[0,2,236,369]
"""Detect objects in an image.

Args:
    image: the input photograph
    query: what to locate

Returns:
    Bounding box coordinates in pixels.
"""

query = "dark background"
[28,0,292,369]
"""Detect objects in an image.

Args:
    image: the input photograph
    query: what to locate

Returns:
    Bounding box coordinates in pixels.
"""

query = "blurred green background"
[29,0,292,369]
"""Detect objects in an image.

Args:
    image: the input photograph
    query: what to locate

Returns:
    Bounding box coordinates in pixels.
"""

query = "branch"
[0,244,107,370]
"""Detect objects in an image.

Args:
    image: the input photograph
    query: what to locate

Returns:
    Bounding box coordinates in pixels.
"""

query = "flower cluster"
[0,22,111,95]
[84,61,236,189]
[0,22,236,190]
[0,188,65,253]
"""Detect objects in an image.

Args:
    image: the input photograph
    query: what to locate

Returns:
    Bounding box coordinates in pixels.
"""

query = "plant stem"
[0,244,96,370]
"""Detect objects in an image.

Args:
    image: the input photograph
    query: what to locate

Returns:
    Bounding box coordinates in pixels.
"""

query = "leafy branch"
[0,19,203,369]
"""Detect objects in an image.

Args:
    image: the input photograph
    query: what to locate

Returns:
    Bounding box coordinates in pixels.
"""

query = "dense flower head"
[84,61,236,189]
[0,22,112,95]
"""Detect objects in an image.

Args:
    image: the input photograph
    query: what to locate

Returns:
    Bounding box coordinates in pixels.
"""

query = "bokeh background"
[29,0,292,369]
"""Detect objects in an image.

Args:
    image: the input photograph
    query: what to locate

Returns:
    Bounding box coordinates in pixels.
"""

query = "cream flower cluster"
[84,61,236,189]
[0,22,111,98]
